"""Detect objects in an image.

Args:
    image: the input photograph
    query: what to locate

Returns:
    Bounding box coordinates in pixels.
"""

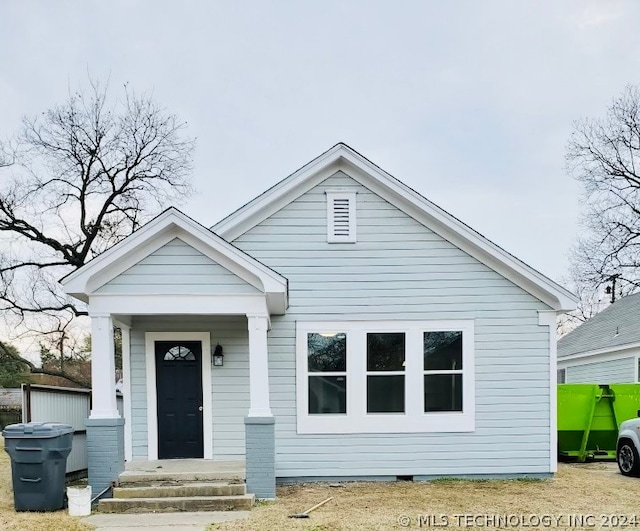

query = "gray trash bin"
[2,422,73,511]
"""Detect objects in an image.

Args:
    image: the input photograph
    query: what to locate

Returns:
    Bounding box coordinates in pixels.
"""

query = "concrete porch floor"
[120,460,246,483]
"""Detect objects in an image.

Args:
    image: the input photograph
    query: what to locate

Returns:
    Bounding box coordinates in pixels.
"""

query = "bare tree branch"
[567,84,640,301]
[0,78,195,383]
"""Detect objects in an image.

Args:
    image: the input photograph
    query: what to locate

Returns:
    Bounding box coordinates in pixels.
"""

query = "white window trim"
[326,190,357,243]
[296,320,475,434]
[145,332,213,460]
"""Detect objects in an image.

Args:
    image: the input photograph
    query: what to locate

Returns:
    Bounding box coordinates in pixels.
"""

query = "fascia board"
[61,210,180,296]
[338,154,578,311]
[557,341,640,363]
[62,209,287,298]
[213,151,345,240]
[213,144,577,311]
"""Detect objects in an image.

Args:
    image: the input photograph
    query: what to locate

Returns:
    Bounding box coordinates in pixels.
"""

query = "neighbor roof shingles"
[558,292,640,358]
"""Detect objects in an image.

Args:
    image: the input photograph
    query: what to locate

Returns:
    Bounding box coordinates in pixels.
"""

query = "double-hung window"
[296,320,475,434]
[367,332,406,413]
[307,332,347,415]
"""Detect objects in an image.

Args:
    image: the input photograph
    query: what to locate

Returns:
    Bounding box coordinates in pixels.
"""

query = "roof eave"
[212,143,578,313]
[61,208,288,306]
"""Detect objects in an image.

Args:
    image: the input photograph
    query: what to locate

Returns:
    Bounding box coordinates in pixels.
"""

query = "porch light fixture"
[213,344,224,367]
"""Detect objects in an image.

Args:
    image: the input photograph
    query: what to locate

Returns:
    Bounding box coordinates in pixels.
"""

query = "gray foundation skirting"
[244,416,275,499]
[85,417,125,494]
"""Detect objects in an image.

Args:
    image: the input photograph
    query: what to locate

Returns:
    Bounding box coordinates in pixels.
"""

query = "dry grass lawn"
[209,463,640,531]
[0,437,92,531]
[2,434,639,531]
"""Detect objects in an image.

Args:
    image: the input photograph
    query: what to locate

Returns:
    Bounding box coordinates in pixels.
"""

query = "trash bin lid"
[2,422,74,438]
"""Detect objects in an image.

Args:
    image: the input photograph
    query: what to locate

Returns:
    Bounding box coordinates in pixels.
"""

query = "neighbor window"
[557,368,566,384]
[296,321,475,434]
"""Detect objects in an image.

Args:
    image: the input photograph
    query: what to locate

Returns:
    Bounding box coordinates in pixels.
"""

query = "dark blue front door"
[155,341,204,459]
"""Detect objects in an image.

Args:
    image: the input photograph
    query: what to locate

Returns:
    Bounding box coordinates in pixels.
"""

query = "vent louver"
[332,198,351,237]
[326,191,356,243]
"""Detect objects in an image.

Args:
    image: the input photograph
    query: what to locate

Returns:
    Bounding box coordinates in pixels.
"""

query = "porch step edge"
[99,494,255,513]
[119,471,245,484]
[114,482,246,498]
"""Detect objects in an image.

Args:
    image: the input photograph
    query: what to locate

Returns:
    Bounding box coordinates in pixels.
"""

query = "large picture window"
[296,320,475,434]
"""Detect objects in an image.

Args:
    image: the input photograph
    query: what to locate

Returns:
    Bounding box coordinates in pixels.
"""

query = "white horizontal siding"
[129,315,249,460]
[97,238,258,295]
[565,357,636,384]
[233,169,552,478]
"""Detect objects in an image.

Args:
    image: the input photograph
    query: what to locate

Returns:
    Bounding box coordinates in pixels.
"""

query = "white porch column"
[90,313,120,419]
[119,323,132,461]
[247,314,272,417]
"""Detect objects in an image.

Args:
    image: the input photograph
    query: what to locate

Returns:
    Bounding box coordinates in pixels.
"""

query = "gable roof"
[213,143,578,311]
[61,208,288,314]
[558,292,640,358]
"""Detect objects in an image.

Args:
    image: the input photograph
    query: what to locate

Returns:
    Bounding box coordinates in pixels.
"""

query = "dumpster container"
[608,384,640,425]
[558,383,640,462]
[2,422,73,511]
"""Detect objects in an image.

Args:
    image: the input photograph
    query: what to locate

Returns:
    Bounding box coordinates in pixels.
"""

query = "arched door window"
[163,345,196,361]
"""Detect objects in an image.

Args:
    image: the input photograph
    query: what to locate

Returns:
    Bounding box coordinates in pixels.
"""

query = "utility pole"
[605,274,620,303]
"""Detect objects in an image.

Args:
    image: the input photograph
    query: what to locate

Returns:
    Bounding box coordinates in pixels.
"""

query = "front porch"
[121,458,246,483]
[85,313,278,500]
[58,210,289,500]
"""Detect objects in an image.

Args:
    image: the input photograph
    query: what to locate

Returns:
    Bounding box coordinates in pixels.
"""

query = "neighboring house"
[558,293,640,384]
[0,388,21,410]
[60,143,577,498]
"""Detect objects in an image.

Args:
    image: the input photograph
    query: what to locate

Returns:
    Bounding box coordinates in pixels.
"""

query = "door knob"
[198,406,203,412]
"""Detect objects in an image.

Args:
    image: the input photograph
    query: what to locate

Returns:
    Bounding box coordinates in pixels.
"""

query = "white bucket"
[67,485,92,516]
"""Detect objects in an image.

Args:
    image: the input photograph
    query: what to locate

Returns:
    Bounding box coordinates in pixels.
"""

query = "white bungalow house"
[558,293,640,384]
[60,144,577,498]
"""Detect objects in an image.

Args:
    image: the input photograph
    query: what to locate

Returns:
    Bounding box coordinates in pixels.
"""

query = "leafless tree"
[0,79,195,385]
[566,84,640,303]
[556,270,609,337]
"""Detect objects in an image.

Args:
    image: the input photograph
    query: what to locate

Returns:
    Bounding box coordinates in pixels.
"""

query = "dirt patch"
[209,463,640,530]
[1,436,637,531]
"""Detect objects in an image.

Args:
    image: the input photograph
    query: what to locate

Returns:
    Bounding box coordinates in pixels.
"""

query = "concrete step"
[113,481,246,499]
[118,470,244,484]
[99,494,255,513]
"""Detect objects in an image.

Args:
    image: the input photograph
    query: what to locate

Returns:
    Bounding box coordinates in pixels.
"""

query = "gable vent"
[326,191,357,243]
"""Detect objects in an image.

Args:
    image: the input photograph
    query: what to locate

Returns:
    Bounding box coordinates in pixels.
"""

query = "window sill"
[297,412,475,435]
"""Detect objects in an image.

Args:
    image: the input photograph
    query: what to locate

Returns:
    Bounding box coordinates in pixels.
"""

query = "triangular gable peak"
[213,143,577,311]
[61,208,288,314]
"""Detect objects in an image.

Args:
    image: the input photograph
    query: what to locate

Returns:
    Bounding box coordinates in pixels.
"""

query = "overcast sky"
[2,0,640,286]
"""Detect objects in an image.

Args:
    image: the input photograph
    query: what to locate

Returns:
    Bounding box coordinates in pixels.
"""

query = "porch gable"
[96,237,261,295]
[60,208,288,315]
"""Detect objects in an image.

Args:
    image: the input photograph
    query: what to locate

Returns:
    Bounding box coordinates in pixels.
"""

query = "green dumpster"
[609,384,640,425]
[557,383,640,462]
